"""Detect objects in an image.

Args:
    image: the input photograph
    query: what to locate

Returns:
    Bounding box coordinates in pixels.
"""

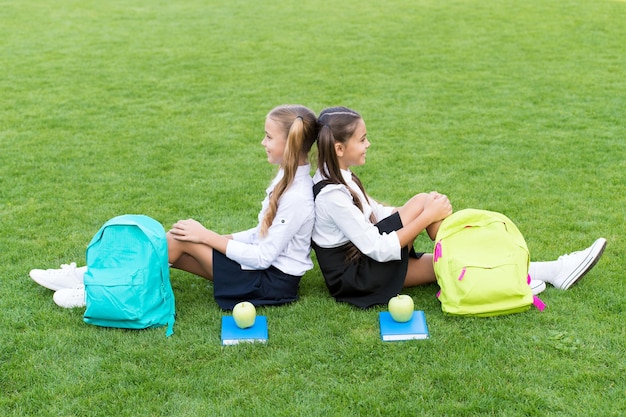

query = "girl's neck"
[298,155,309,166]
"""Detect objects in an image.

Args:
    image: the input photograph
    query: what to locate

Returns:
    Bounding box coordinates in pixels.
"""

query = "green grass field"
[1,0,625,415]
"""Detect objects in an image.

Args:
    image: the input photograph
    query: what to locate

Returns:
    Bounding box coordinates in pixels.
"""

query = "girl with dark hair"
[312,106,606,308]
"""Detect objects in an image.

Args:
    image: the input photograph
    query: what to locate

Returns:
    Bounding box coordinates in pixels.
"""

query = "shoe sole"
[53,289,86,308]
[560,238,607,290]
[531,281,546,295]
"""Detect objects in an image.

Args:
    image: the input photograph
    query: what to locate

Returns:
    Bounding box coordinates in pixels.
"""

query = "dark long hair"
[317,107,375,223]
[317,106,376,261]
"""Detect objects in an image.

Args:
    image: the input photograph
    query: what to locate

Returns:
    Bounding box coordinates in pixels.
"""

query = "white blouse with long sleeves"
[225,164,315,276]
[312,169,401,262]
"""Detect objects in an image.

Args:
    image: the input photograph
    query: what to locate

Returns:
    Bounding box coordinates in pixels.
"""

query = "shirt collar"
[273,164,311,186]
[296,164,311,177]
[340,168,352,183]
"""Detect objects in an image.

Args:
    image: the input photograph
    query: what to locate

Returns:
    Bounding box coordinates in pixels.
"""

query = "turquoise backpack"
[83,215,176,336]
[433,209,544,317]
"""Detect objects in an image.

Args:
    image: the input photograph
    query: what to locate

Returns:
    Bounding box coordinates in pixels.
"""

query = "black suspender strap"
[313,180,332,200]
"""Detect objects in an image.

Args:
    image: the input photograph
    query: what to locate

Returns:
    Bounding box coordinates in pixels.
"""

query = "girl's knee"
[165,231,176,247]
[166,232,181,263]
[409,193,429,206]
[399,193,429,220]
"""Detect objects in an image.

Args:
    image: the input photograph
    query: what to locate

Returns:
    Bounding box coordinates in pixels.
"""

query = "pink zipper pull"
[458,268,466,281]
[434,241,442,262]
[533,295,546,311]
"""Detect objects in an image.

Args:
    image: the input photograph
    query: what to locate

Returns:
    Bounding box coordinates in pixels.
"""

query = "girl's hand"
[168,219,208,243]
[423,192,452,223]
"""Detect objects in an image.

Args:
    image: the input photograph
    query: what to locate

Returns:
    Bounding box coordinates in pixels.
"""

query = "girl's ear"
[334,142,344,158]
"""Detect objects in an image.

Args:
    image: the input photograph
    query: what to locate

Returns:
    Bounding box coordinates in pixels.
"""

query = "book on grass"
[221,315,268,345]
[379,310,429,341]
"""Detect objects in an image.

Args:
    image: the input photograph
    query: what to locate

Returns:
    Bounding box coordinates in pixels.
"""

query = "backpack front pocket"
[441,262,531,315]
[84,268,145,322]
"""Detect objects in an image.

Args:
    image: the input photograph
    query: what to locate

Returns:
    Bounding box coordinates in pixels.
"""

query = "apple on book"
[388,294,414,323]
[232,301,256,329]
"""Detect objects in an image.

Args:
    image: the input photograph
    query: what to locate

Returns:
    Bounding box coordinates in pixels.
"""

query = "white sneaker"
[53,287,86,308]
[29,262,86,291]
[529,279,546,295]
[553,238,607,290]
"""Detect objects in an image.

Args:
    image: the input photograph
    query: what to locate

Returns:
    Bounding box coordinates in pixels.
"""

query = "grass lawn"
[1,0,625,416]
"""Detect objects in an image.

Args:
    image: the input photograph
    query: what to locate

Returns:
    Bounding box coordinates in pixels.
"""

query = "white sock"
[529,260,562,285]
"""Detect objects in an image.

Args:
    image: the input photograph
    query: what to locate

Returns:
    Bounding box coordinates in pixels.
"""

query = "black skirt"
[212,250,301,310]
[313,212,423,309]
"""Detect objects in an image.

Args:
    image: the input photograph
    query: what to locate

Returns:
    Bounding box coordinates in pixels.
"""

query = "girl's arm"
[230,227,256,243]
[225,190,313,269]
[168,219,230,253]
[316,187,402,262]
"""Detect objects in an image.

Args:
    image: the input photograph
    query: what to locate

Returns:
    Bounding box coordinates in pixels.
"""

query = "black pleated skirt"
[313,212,423,309]
[212,250,301,310]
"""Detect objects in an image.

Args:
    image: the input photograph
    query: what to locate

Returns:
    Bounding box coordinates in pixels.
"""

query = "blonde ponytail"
[260,106,318,237]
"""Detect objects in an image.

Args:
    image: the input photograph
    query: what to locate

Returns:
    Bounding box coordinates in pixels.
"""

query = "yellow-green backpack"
[433,209,544,317]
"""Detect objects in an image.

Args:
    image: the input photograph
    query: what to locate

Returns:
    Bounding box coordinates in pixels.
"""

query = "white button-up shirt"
[312,169,401,262]
[225,164,314,276]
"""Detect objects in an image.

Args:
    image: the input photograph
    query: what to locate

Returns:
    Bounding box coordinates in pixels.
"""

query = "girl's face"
[261,117,287,165]
[336,118,370,170]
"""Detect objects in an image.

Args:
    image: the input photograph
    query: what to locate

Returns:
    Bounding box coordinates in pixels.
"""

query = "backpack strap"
[313,180,333,200]
[166,315,175,337]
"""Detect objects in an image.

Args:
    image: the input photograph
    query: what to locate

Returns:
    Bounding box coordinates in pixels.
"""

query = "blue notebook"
[221,316,268,345]
[379,311,429,341]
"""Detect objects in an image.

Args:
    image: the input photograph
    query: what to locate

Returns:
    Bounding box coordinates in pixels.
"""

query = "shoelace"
[60,262,78,271]
[53,263,82,282]
[558,247,586,261]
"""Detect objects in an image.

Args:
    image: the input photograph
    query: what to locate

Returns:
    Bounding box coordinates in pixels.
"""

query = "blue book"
[221,316,268,345]
[379,311,429,341]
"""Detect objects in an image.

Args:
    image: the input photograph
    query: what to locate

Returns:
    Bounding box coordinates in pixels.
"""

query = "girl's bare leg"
[426,221,442,241]
[167,232,214,280]
[404,254,437,287]
[396,193,443,241]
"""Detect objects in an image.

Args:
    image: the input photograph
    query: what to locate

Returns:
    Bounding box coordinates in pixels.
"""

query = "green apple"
[388,294,414,322]
[232,301,256,329]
